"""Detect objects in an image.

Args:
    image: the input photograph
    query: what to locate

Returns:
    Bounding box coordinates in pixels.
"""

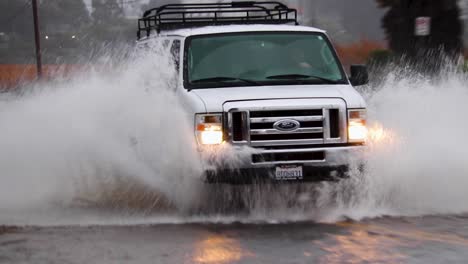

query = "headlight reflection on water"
[193,235,251,264]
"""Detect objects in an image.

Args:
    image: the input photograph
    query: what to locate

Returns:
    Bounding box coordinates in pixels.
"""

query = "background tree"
[92,0,125,26]
[376,0,464,60]
[0,0,92,63]
[90,0,134,44]
[39,0,91,61]
[0,0,35,63]
[40,0,90,30]
[302,0,385,43]
[142,0,181,11]
[0,0,33,37]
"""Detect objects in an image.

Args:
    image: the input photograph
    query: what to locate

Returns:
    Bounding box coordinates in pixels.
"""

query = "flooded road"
[0,52,467,263]
[2,215,468,263]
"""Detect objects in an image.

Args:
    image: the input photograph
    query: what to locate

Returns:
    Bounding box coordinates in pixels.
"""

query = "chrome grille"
[248,109,325,147]
[225,99,348,148]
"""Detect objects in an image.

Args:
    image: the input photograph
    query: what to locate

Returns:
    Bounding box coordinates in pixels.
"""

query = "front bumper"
[203,145,366,183]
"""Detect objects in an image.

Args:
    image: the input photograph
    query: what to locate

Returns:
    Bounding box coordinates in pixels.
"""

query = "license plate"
[275,165,303,180]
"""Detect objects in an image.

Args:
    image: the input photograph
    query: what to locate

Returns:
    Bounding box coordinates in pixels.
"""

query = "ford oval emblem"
[273,119,300,132]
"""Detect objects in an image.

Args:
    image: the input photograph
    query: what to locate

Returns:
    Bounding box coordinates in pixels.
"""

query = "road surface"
[2,215,468,263]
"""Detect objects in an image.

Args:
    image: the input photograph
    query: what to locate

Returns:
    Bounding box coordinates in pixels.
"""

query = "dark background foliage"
[377,0,464,59]
[0,0,465,65]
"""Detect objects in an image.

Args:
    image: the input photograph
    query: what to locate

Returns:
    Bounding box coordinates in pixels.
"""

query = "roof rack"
[137,1,299,39]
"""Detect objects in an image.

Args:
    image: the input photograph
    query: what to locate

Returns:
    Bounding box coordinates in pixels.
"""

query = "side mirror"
[349,65,369,86]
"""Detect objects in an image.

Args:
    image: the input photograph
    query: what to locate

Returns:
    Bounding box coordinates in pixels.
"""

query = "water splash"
[1,48,467,226]
[0,46,204,222]
[314,68,468,222]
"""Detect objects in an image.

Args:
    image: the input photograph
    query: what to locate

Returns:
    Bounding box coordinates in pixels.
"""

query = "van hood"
[191,85,366,112]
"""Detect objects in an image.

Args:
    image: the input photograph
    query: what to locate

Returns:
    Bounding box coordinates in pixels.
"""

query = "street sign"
[415,17,431,36]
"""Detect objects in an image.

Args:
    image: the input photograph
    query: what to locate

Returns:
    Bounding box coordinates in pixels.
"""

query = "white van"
[137,2,368,183]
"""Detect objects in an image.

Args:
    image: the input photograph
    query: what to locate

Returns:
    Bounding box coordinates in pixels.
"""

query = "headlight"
[196,114,223,145]
[348,109,368,143]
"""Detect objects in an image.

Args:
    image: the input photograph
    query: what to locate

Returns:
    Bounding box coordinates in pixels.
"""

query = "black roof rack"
[137,1,299,39]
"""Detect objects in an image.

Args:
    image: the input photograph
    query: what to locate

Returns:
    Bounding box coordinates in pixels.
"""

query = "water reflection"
[193,234,252,264]
[319,221,468,263]
[318,223,406,263]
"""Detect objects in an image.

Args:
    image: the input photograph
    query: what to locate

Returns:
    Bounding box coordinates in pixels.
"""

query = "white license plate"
[275,165,303,180]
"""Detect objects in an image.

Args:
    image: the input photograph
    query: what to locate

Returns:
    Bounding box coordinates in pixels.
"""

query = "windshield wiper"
[191,76,261,86]
[266,74,341,84]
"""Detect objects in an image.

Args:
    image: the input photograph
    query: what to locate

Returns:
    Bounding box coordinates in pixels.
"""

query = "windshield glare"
[186,32,345,88]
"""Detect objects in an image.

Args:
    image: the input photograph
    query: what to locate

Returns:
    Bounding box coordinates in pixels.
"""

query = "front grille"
[227,105,344,148]
[248,109,325,147]
[329,109,340,138]
[231,112,244,141]
[250,109,323,118]
[251,132,323,141]
[250,121,323,130]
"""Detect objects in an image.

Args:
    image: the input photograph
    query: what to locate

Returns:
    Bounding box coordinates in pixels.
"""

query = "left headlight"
[348,109,368,143]
[195,113,224,145]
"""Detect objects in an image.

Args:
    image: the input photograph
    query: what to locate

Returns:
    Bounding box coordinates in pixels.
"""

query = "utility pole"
[32,0,42,79]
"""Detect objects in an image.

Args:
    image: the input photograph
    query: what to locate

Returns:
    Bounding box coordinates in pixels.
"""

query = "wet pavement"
[2,215,468,264]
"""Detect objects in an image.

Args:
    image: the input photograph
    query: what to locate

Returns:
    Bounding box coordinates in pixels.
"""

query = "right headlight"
[195,113,224,145]
[348,109,368,143]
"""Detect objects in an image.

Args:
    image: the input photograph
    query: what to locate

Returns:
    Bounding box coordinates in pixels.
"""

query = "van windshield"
[185,32,347,89]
